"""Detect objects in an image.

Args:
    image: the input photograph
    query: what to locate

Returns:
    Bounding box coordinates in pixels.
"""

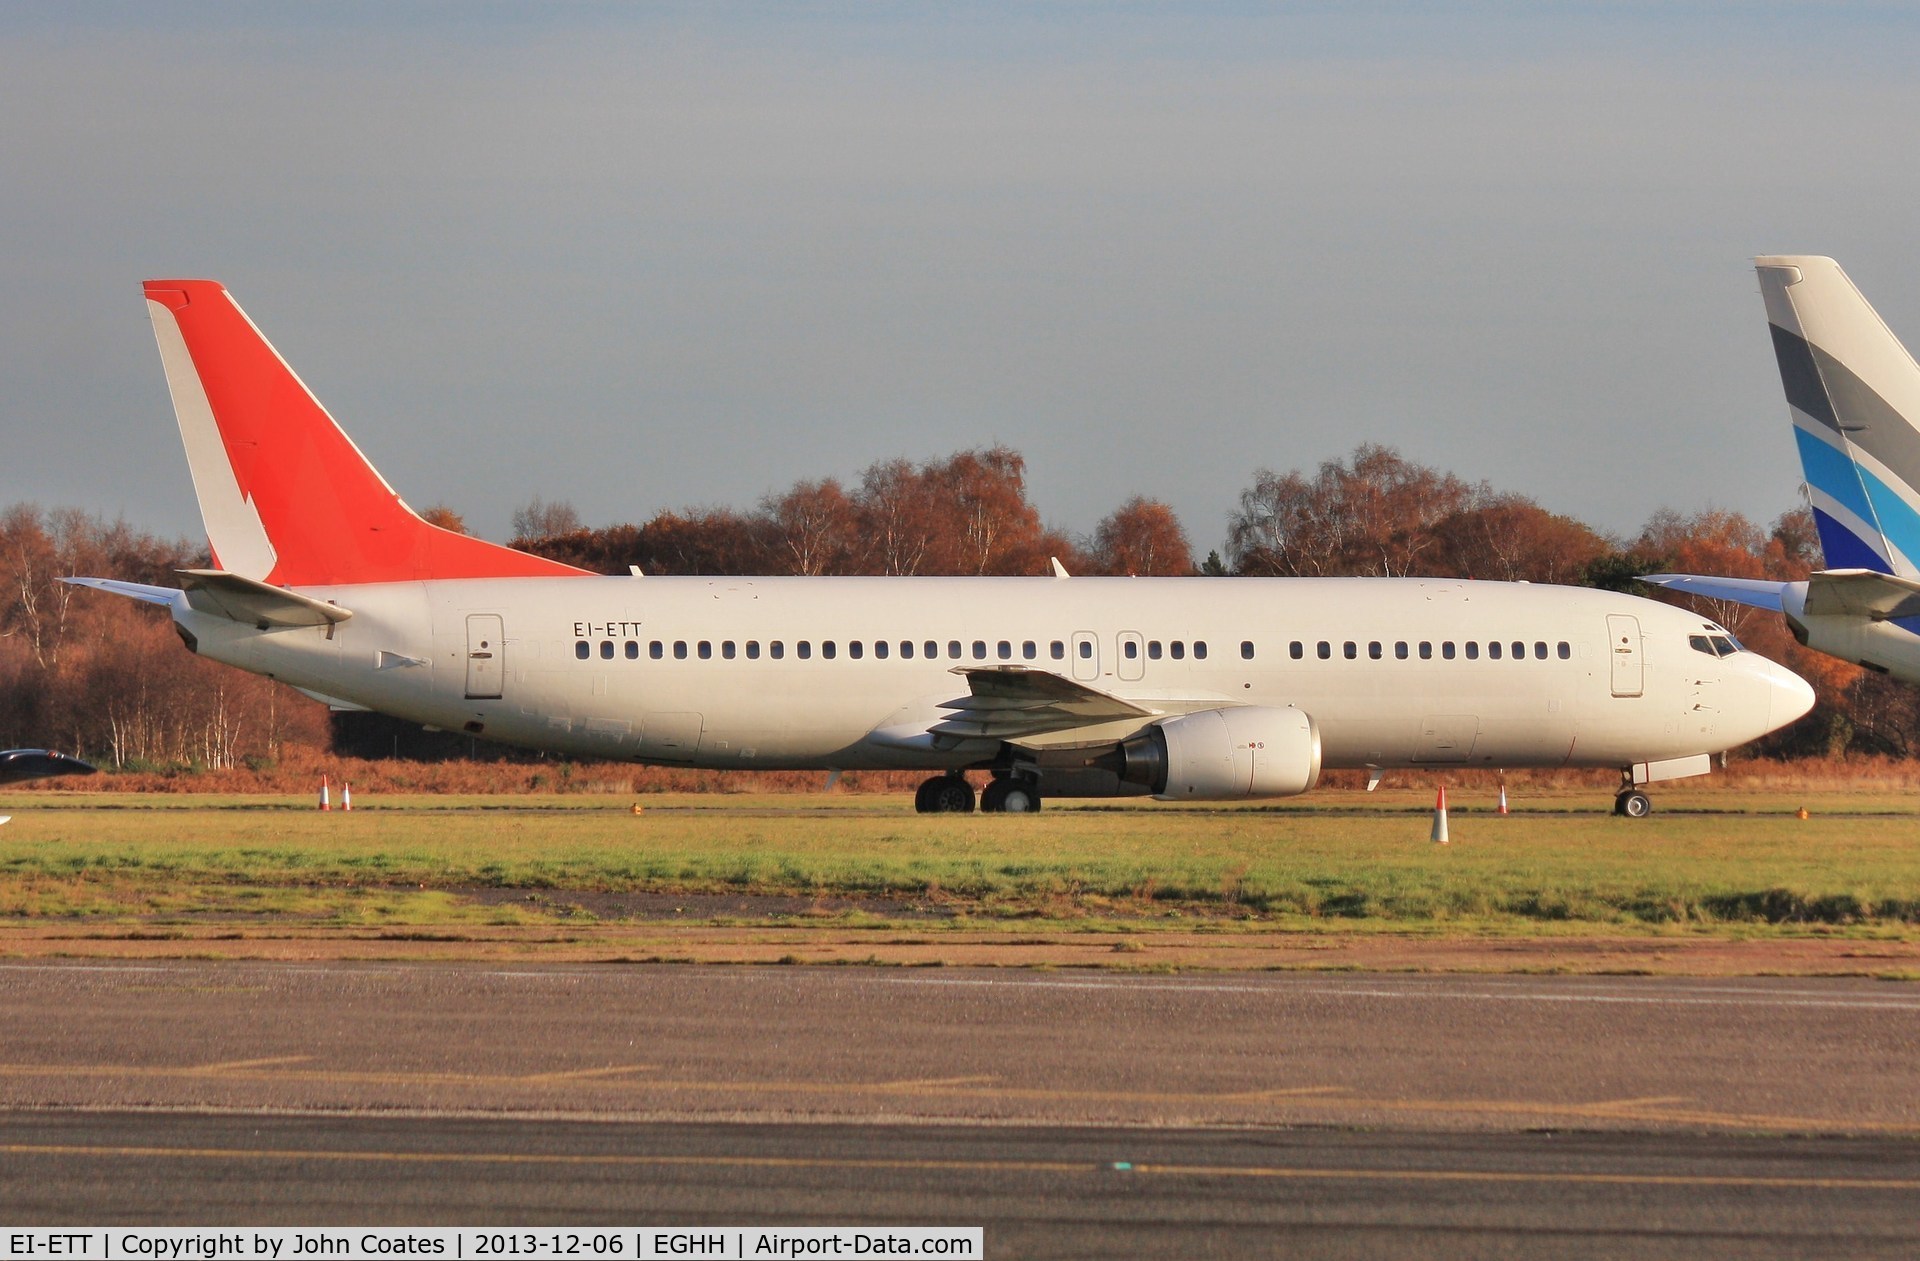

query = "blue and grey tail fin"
[1759,255,1920,577]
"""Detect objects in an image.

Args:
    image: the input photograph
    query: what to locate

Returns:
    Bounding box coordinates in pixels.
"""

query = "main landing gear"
[912,773,1044,814]
[914,774,975,814]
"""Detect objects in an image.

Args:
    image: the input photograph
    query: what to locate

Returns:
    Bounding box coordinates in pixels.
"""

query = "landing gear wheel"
[980,778,1042,814]
[915,774,975,814]
[1614,789,1652,818]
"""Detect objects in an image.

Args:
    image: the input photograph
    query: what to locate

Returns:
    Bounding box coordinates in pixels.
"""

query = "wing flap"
[931,666,1154,740]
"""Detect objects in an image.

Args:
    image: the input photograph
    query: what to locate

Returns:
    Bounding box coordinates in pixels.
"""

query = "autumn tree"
[1227,444,1476,577]
[1089,497,1193,576]
[1427,494,1612,584]
[509,495,583,543]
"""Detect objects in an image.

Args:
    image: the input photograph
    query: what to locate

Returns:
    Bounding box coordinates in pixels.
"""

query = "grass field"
[3,787,1918,939]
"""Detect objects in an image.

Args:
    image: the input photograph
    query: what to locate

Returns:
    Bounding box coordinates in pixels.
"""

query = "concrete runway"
[2,962,1917,1256]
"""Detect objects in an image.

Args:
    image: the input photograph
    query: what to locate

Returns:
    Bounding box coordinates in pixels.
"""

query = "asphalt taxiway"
[2,962,1916,1256]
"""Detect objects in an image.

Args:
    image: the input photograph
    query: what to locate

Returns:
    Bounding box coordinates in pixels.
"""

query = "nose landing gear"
[1613,778,1653,818]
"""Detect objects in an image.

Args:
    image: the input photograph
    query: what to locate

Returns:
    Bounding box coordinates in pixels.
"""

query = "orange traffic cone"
[342,782,352,812]
[1430,785,1450,844]
[1497,781,1509,816]
[319,775,331,812]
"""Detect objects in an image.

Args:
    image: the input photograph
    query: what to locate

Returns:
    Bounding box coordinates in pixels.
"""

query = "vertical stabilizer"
[1757,256,1920,577]
[142,281,587,586]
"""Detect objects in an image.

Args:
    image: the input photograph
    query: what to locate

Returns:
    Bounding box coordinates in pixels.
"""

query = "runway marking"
[3,1142,1918,1193]
[185,1056,314,1074]
[2,1061,1914,1133]
[523,1065,658,1083]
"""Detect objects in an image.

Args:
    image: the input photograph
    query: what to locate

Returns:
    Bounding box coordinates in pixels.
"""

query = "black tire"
[929,776,975,814]
[913,777,942,814]
[1618,790,1652,818]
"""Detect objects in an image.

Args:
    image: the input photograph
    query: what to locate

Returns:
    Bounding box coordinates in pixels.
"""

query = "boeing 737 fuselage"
[72,281,1815,815]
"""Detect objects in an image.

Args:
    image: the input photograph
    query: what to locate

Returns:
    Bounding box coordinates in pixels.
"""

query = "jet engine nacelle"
[1117,706,1322,800]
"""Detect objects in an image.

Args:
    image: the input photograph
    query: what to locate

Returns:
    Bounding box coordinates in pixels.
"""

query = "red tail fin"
[143,280,588,586]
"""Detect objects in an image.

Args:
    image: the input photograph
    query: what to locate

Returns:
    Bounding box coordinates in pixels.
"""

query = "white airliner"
[70,281,1814,816]
[1650,257,1920,687]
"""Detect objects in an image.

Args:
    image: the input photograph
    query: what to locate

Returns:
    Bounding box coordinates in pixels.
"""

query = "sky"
[6,2,1920,558]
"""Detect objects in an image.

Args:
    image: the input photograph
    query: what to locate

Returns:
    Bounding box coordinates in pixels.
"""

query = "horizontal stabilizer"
[176,569,354,628]
[61,577,182,608]
[1804,568,1920,619]
[933,666,1154,740]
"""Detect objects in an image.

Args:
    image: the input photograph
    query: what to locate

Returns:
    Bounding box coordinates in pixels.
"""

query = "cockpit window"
[1690,633,1741,658]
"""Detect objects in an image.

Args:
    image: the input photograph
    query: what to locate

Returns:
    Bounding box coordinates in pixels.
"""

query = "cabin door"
[1606,614,1643,698]
[465,614,505,699]
[1071,631,1100,682]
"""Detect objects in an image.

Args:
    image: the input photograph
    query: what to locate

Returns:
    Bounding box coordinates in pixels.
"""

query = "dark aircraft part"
[0,750,97,786]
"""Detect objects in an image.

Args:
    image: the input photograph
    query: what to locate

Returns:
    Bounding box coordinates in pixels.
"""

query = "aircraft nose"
[1765,660,1817,731]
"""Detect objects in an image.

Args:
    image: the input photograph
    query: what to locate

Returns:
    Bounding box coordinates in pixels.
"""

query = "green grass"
[3,789,1918,934]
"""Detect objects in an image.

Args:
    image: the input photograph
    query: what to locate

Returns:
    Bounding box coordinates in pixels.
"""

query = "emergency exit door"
[465,614,505,699]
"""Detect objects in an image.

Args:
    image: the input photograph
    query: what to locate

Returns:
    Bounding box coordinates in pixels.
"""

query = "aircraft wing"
[930,666,1155,740]
[1642,574,1791,612]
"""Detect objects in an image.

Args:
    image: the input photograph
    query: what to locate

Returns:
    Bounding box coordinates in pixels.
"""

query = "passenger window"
[770,641,784,660]
[849,641,864,660]
[1557,642,1571,659]
[722,641,736,659]
[1171,641,1186,660]
[1079,640,1093,659]
[698,641,712,660]
[1194,642,1207,660]
[925,641,938,659]
[1148,641,1162,660]
[1290,642,1304,660]
[1395,641,1408,660]
[798,641,812,660]
[1512,641,1525,660]
[1442,642,1456,660]
[900,641,914,659]
[822,641,836,660]
[1368,642,1382,660]
[1317,642,1331,660]
[997,640,1012,659]
[1124,641,1139,660]
[1241,641,1255,660]
[1466,642,1479,660]
[625,641,639,659]
[1343,641,1357,660]
[1022,641,1036,660]
[600,641,614,660]
[949,641,963,659]
[575,641,589,660]
[972,640,987,660]
[1534,642,1548,659]
[1489,641,1502,660]
[874,641,888,659]
[1051,641,1066,660]
[673,641,687,660]
[650,641,664,660]
[1420,642,1432,660]
[746,641,761,660]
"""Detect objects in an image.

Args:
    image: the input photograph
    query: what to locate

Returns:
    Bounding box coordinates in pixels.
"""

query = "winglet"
[142,280,590,586]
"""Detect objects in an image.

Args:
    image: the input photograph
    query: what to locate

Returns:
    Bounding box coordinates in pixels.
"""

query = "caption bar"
[3,1231,981,1261]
